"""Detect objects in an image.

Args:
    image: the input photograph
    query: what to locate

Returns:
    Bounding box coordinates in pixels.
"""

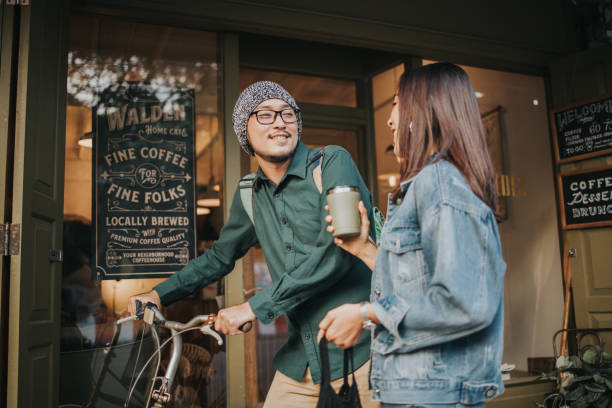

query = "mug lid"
[326,185,359,195]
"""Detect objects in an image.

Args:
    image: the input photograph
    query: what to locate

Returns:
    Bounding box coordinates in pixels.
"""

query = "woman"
[318,62,506,407]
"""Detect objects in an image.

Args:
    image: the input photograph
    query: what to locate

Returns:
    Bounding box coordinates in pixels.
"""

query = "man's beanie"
[232,81,302,156]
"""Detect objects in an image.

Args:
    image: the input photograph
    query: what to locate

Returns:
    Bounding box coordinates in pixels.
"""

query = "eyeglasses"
[250,109,299,125]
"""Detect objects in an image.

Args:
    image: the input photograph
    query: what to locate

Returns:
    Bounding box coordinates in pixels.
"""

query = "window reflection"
[62,14,225,408]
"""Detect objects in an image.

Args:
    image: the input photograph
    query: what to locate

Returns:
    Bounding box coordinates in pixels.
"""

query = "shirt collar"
[284,141,309,179]
[253,141,309,188]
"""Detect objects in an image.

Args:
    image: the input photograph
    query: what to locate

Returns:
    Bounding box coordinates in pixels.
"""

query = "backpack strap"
[239,173,257,224]
[308,147,325,193]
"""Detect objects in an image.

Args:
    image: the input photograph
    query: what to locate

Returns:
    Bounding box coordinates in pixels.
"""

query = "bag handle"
[320,337,358,388]
[319,337,332,386]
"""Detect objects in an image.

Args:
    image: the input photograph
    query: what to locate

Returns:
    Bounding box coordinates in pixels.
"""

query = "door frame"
[0,3,18,403]
[6,1,69,407]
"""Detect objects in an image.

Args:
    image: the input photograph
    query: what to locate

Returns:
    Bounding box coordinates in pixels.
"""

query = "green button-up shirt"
[155,141,373,383]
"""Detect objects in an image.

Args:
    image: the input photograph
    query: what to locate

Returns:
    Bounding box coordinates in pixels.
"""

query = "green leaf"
[584,383,606,393]
[562,373,576,389]
[582,348,599,364]
[593,374,605,383]
[573,375,593,382]
[569,396,587,408]
[595,395,609,408]
[565,385,584,401]
[570,355,583,368]
[558,356,571,369]
[605,378,612,390]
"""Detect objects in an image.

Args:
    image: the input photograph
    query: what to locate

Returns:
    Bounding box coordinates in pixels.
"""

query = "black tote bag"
[316,337,363,408]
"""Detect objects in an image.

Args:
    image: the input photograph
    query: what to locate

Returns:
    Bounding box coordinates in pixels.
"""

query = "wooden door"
[6,1,68,407]
[549,44,612,348]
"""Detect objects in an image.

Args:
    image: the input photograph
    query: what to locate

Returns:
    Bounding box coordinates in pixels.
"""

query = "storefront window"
[61,14,225,407]
[372,62,564,380]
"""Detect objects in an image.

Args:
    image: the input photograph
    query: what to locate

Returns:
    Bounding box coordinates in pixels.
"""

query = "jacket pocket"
[380,224,426,289]
[380,224,421,253]
[371,340,447,380]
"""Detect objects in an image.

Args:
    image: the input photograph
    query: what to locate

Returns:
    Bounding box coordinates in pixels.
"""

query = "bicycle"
[75,301,224,408]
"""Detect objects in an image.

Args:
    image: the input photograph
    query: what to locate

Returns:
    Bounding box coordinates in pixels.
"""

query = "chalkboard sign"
[558,165,612,230]
[93,82,197,279]
[551,93,612,163]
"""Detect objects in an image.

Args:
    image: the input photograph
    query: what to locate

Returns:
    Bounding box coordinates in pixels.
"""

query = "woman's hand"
[317,303,363,350]
[326,200,370,256]
[326,200,377,270]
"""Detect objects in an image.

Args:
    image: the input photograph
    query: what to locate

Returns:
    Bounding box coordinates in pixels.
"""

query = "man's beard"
[252,139,298,163]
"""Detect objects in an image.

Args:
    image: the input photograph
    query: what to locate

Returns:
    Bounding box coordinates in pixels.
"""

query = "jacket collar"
[398,151,442,195]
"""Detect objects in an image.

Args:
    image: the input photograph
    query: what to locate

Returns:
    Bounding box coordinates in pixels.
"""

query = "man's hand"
[128,290,161,316]
[317,303,363,350]
[214,302,257,335]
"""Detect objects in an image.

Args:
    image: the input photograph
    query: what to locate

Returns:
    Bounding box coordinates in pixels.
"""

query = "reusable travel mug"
[326,186,361,238]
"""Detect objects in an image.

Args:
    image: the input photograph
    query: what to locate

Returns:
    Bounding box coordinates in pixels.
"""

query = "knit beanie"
[232,81,302,156]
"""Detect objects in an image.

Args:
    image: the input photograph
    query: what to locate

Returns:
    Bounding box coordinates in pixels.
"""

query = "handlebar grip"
[239,321,253,333]
[145,301,158,310]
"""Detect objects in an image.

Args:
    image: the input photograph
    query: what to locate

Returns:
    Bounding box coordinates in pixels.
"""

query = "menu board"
[558,165,612,230]
[552,94,612,163]
[93,83,196,279]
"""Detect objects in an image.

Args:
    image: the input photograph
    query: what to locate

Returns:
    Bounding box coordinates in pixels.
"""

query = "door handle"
[49,249,63,263]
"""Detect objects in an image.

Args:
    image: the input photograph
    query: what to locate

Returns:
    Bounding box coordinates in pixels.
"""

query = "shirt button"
[267,312,274,319]
[282,218,287,225]
[374,290,381,297]
[286,244,292,251]
[305,333,311,340]
[274,193,280,198]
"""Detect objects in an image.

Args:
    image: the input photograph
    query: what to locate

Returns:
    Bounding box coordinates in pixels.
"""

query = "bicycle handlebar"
[123,300,224,346]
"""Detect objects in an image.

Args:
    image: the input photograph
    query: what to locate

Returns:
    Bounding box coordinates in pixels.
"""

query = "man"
[129,81,376,407]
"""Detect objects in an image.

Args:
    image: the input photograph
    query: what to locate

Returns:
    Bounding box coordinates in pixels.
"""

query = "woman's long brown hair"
[392,62,499,219]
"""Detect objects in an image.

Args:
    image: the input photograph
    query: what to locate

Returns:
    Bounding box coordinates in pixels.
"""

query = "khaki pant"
[263,360,379,408]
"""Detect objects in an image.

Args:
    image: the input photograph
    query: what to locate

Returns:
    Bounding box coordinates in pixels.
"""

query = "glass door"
[61,14,226,407]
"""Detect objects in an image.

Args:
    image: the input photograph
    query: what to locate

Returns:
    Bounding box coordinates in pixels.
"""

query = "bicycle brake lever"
[135,299,144,317]
[200,324,224,346]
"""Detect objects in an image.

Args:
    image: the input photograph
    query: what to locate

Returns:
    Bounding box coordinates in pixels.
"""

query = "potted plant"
[536,342,612,408]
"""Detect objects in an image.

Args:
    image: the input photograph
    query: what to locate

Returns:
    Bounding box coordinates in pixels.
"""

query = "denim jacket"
[369,159,506,405]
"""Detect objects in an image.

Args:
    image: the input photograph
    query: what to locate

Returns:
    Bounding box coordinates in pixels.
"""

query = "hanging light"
[197,183,221,207]
[197,194,221,207]
[78,131,93,148]
[197,207,211,215]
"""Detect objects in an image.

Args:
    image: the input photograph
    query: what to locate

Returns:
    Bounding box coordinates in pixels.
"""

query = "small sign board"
[93,82,197,279]
[558,165,612,230]
[551,94,612,163]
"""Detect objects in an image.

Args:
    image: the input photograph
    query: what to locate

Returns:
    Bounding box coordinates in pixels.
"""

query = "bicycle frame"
[115,303,223,408]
